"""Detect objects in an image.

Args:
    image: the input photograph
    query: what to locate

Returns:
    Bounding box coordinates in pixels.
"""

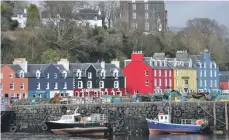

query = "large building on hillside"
[123,51,173,95]
[191,50,220,93]
[119,0,168,33]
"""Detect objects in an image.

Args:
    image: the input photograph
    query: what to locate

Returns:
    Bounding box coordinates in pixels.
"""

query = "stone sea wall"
[3,101,229,134]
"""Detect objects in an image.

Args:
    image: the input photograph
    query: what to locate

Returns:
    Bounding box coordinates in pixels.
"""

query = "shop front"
[73,88,126,97]
[50,90,74,98]
[28,90,50,99]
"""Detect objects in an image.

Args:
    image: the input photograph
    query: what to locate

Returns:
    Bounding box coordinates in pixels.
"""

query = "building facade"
[11,9,27,28]
[120,0,167,33]
[72,60,125,97]
[191,50,220,93]
[1,63,28,99]
[27,62,73,99]
[219,71,229,94]
[168,51,197,93]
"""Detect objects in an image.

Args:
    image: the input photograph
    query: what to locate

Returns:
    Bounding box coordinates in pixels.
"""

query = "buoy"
[9,126,17,133]
[8,105,12,109]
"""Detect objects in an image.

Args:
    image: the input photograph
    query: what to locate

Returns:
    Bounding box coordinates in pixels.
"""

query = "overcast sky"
[165,1,229,28]
[30,0,229,28]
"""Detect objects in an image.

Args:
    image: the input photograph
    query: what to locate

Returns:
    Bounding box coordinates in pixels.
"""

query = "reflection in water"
[1,133,229,140]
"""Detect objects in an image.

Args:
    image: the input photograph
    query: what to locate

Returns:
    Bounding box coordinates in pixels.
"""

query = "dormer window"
[154,61,157,66]
[19,71,24,78]
[88,72,92,79]
[101,69,106,79]
[9,73,13,78]
[176,61,180,66]
[62,71,67,78]
[36,71,41,78]
[46,73,49,79]
[199,62,202,68]
[113,69,119,78]
[159,61,162,66]
[94,16,97,20]
[76,70,82,78]
[180,61,184,66]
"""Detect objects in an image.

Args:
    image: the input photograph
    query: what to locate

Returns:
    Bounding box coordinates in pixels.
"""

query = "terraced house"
[167,51,197,93]
[27,59,73,98]
[219,71,229,94]
[1,58,29,99]
[72,60,125,97]
[191,50,220,93]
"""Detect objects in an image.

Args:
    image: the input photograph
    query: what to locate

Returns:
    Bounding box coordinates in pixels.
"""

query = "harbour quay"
[2,101,229,134]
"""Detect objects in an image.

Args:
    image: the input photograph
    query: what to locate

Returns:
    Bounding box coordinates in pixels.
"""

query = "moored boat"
[45,109,109,136]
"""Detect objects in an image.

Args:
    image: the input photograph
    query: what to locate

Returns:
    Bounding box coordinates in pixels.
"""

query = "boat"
[45,108,109,136]
[146,95,209,134]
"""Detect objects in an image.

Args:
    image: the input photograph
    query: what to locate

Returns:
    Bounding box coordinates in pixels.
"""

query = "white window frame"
[9,73,13,78]
[204,63,206,68]
[146,80,149,86]
[54,82,58,89]
[154,70,157,76]
[214,80,217,87]
[204,80,207,87]
[200,70,202,77]
[145,70,149,76]
[210,62,212,68]
[64,82,67,89]
[46,82,49,89]
[114,81,119,88]
[132,4,136,10]
[88,72,92,79]
[113,70,119,78]
[210,70,212,77]
[20,83,24,90]
[0,73,3,79]
[87,81,92,88]
[199,62,202,68]
[46,73,49,79]
[200,80,202,87]
[36,71,40,78]
[133,12,136,19]
[165,70,167,77]
[169,79,172,87]
[145,4,148,10]
[101,70,106,79]
[154,79,157,86]
[176,80,179,86]
[36,82,40,90]
[10,83,14,90]
[19,71,24,78]
[99,81,104,88]
[165,79,167,86]
[54,73,57,79]
[145,12,148,19]
[159,70,161,76]
[145,22,149,31]
[159,79,161,86]
[176,71,179,76]
[0,83,3,90]
[210,80,213,87]
[214,71,216,77]
[204,70,206,77]
[78,81,83,88]
[62,71,67,78]
[169,70,171,77]
[76,70,81,79]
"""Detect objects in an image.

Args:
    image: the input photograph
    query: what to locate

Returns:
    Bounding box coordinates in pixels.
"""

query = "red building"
[123,51,174,95]
[219,72,229,94]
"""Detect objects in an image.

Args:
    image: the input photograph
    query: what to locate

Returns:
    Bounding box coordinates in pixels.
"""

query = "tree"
[27,4,40,27]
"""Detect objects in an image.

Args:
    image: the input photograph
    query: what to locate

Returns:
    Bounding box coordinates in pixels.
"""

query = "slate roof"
[166,58,194,69]
[219,71,229,82]
[12,9,27,17]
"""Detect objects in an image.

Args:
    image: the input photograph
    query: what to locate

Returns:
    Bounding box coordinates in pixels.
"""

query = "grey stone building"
[120,0,168,33]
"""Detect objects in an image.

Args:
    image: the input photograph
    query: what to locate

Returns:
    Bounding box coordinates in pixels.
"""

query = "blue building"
[27,60,73,98]
[191,49,220,93]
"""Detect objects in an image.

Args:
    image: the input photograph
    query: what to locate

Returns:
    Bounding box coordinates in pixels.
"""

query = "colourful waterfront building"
[219,71,229,94]
[167,51,197,93]
[0,58,29,99]
[191,50,220,93]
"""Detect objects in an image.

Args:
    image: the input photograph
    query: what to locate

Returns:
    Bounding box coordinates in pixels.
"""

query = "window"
[64,82,67,89]
[19,71,24,78]
[0,84,2,90]
[145,22,149,31]
[165,70,167,77]
[204,63,206,68]
[210,80,213,87]
[154,79,157,86]
[54,73,57,78]
[114,81,119,88]
[145,4,148,10]
[87,81,92,88]
[36,82,40,90]
[176,80,179,86]
[99,81,104,88]
[76,70,81,78]
[200,71,202,77]
[132,4,136,10]
[0,73,3,79]
[154,61,157,66]
[133,12,136,19]
[210,70,212,77]
[165,79,167,86]
[78,81,83,88]
[161,116,163,120]
[145,12,148,19]
[210,62,212,68]
[169,79,172,87]
[46,73,49,78]
[169,70,171,77]
[132,23,138,29]
[199,62,202,68]
[165,116,167,120]
[62,72,67,78]
[88,72,92,79]
[94,16,97,20]
[54,82,58,89]
[9,73,13,78]
[20,83,24,90]
[46,82,49,89]
[176,71,179,76]
[146,80,149,86]
[22,94,25,99]
[214,71,216,77]
[204,80,207,87]
[36,71,40,78]
[10,83,14,90]
[159,79,161,86]
[114,71,118,77]
[204,70,206,77]
[159,70,161,76]
[154,70,157,76]
[145,71,149,76]
[101,71,106,78]
[200,80,202,87]
[215,80,217,87]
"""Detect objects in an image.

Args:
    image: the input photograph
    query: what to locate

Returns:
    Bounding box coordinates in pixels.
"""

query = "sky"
[30,0,229,28]
[165,1,229,28]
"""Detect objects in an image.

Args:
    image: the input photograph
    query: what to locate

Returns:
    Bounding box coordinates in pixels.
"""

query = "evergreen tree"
[27,4,40,27]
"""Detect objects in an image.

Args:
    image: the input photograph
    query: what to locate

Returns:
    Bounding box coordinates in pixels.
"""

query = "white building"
[11,9,27,28]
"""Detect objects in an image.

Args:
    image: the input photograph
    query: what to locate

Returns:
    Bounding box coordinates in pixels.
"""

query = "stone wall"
[4,101,229,134]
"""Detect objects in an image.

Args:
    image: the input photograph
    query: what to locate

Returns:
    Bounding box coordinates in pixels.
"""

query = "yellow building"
[167,50,197,93]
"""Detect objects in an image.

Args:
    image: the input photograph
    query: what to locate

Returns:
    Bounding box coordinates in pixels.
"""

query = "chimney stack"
[57,58,69,71]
